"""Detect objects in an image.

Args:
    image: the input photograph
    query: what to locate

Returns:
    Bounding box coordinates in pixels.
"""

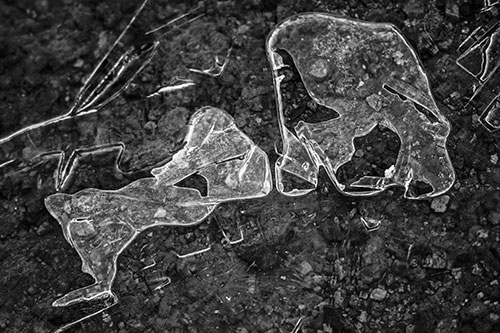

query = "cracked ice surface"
[44,106,271,308]
[267,13,455,199]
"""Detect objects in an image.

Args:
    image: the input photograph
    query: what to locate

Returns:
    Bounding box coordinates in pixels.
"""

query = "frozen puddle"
[267,13,455,199]
[45,106,271,308]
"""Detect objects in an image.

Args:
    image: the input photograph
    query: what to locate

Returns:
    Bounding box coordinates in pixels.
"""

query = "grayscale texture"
[1,1,499,333]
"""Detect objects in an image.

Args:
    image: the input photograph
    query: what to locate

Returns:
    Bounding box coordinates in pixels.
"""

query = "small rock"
[370,287,387,301]
[334,289,346,308]
[300,261,313,275]
[158,107,189,135]
[126,319,145,330]
[335,259,347,281]
[73,58,84,68]
[468,225,489,241]
[320,216,343,242]
[73,220,96,237]
[258,318,273,331]
[423,252,448,269]
[144,121,157,132]
[435,318,458,332]
[490,154,498,165]
[472,114,480,126]
[27,285,36,295]
[36,221,53,236]
[487,211,500,225]
[403,0,426,17]
[360,236,389,284]
[488,313,500,323]
[366,94,383,111]
[445,0,460,20]
[34,0,49,14]
[308,59,330,79]
[358,310,368,323]
[154,207,167,218]
[22,146,37,160]
[464,299,488,317]
[354,149,364,158]
[431,195,450,213]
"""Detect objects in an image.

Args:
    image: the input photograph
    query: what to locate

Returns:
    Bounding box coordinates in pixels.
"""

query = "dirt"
[0,0,499,332]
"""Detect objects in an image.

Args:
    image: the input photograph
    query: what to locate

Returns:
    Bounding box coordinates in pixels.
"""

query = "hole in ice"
[278,169,316,194]
[336,125,400,191]
[174,172,208,197]
[276,49,340,129]
[407,179,434,198]
[383,83,407,102]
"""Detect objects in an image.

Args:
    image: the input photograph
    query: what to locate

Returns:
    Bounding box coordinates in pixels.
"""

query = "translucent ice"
[0,0,204,191]
[45,106,271,308]
[267,13,455,199]
[457,20,500,131]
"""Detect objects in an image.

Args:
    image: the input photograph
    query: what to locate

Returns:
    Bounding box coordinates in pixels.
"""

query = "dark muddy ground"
[1,0,500,332]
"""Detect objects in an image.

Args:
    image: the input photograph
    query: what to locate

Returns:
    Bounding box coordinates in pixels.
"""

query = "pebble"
[27,285,36,295]
[472,114,480,125]
[423,252,448,269]
[36,221,53,236]
[366,94,383,111]
[490,154,498,165]
[359,291,369,300]
[144,121,157,131]
[488,313,500,323]
[154,208,167,218]
[468,225,489,241]
[464,299,488,317]
[334,289,346,308]
[308,59,329,79]
[358,310,368,323]
[403,0,425,17]
[34,0,49,14]
[354,149,364,158]
[487,211,500,225]
[370,287,387,301]
[22,146,36,160]
[445,0,460,19]
[361,236,389,284]
[300,261,313,275]
[431,195,450,213]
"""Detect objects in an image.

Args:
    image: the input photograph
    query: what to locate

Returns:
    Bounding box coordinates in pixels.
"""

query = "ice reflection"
[267,13,455,199]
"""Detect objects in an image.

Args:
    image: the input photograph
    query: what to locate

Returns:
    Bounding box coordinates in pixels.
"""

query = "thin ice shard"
[45,106,271,308]
[267,13,455,199]
[482,0,500,12]
[0,0,204,191]
[0,0,155,145]
[457,19,500,131]
[147,78,195,98]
